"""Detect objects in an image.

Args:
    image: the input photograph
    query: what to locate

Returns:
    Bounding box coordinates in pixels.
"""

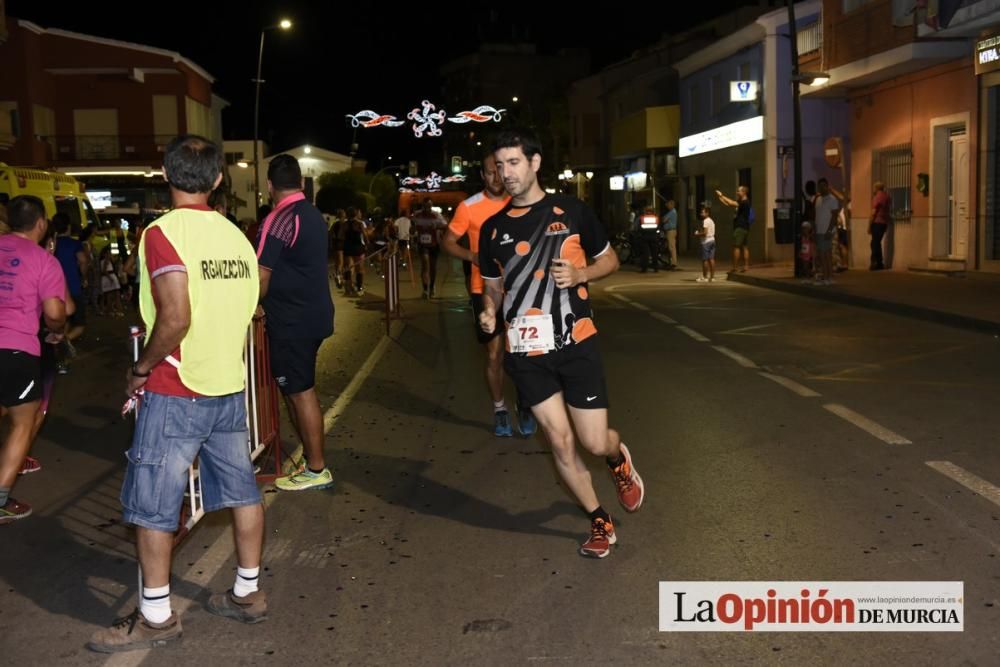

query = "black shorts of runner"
[420,246,440,260]
[268,338,323,395]
[69,294,86,327]
[398,239,409,250]
[504,336,609,410]
[462,260,472,278]
[837,228,848,246]
[470,294,503,344]
[0,349,42,407]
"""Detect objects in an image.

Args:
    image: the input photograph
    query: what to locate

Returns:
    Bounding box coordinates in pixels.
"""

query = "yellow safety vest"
[139,208,259,396]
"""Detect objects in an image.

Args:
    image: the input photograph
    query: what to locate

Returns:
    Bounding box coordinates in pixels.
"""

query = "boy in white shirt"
[694,203,716,283]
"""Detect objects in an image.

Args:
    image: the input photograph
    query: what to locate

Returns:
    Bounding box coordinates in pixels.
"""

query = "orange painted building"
[804,0,987,273]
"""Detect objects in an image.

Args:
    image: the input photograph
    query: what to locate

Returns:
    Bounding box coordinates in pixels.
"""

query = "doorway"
[930,115,970,260]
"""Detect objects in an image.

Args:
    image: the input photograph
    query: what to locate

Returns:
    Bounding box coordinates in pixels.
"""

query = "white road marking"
[720,322,779,335]
[630,301,651,311]
[675,297,741,307]
[758,372,821,397]
[676,325,710,342]
[605,282,709,292]
[650,312,677,325]
[322,334,394,433]
[611,294,634,305]
[823,403,912,445]
[102,330,396,667]
[926,461,1000,509]
[712,345,758,368]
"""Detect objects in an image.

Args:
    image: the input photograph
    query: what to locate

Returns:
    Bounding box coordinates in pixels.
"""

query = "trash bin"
[773,200,793,244]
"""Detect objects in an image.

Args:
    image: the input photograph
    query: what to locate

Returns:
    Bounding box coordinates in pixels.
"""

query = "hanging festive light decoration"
[407,100,446,138]
[347,101,506,138]
[398,171,467,192]
[447,105,506,124]
[345,110,405,128]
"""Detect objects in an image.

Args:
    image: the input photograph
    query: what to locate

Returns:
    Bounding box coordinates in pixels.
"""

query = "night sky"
[7,1,762,167]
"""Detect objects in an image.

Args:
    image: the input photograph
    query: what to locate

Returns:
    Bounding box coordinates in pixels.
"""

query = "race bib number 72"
[507,314,555,354]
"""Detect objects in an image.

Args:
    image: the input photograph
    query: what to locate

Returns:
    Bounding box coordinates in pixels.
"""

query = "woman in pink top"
[0,196,68,524]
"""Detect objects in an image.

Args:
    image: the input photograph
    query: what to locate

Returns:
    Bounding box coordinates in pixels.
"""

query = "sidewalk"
[725,263,1000,335]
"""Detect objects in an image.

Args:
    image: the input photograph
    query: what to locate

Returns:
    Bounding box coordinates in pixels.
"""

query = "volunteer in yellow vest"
[90,135,267,653]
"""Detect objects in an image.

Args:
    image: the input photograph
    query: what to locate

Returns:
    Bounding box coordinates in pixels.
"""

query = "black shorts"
[398,239,409,250]
[0,349,42,407]
[470,294,503,344]
[462,260,472,278]
[504,336,609,410]
[837,228,848,246]
[268,337,323,395]
[69,294,86,327]
[420,246,440,260]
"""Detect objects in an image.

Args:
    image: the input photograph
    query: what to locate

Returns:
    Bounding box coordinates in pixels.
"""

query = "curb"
[727,272,1000,337]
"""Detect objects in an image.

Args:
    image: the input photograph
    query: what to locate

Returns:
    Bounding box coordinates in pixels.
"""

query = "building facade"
[0,17,222,213]
[804,0,985,272]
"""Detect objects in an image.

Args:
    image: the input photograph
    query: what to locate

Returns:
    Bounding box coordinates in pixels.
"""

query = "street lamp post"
[786,0,804,278]
[253,18,292,216]
[786,1,830,277]
[368,164,402,196]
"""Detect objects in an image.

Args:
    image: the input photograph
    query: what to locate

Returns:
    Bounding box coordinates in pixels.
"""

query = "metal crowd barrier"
[128,318,282,543]
[383,248,402,335]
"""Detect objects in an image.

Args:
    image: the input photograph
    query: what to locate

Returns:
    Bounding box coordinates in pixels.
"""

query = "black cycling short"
[0,349,42,407]
[504,336,609,410]
[419,246,440,260]
[268,337,323,395]
[470,294,503,344]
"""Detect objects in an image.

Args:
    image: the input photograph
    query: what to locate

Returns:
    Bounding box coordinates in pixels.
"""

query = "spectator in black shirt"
[255,155,335,492]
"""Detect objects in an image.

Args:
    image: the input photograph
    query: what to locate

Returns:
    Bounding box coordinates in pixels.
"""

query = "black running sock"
[308,467,325,475]
[606,453,625,469]
[588,506,611,524]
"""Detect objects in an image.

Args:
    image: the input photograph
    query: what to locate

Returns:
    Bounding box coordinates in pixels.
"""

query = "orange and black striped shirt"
[479,194,610,355]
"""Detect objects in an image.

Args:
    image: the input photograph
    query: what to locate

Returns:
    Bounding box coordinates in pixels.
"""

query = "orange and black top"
[479,194,610,356]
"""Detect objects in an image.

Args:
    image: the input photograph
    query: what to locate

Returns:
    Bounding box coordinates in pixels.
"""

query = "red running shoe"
[579,516,617,558]
[609,442,644,513]
[18,456,41,475]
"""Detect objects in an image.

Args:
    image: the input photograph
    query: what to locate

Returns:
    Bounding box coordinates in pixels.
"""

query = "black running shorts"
[503,337,609,410]
[268,338,323,395]
[471,294,503,344]
[0,349,42,407]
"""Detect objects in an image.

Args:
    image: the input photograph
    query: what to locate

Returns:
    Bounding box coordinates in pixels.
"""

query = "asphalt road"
[2,259,998,665]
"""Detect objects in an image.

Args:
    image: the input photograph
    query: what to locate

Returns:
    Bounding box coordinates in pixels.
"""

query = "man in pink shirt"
[0,196,67,524]
[869,181,891,270]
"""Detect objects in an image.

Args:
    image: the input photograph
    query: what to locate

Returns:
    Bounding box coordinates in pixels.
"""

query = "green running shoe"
[275,467,334,492]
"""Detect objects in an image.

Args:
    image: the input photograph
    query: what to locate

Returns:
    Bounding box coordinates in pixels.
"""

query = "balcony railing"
[42,135,175,164]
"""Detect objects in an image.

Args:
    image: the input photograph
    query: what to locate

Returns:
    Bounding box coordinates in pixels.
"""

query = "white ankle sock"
[233,566,260,598]
[140,585,171,624]
[493,400,507,413]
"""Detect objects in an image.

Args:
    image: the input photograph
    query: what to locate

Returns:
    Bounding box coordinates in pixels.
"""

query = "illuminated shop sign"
[976,31,1000,75]
[679,116,764,157]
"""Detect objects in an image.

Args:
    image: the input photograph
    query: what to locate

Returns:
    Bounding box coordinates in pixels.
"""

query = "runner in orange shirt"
[443,153,536,438]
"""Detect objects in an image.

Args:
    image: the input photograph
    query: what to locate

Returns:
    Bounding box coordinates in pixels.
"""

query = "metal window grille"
[872,143,912,221]
[797,21,822,55]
